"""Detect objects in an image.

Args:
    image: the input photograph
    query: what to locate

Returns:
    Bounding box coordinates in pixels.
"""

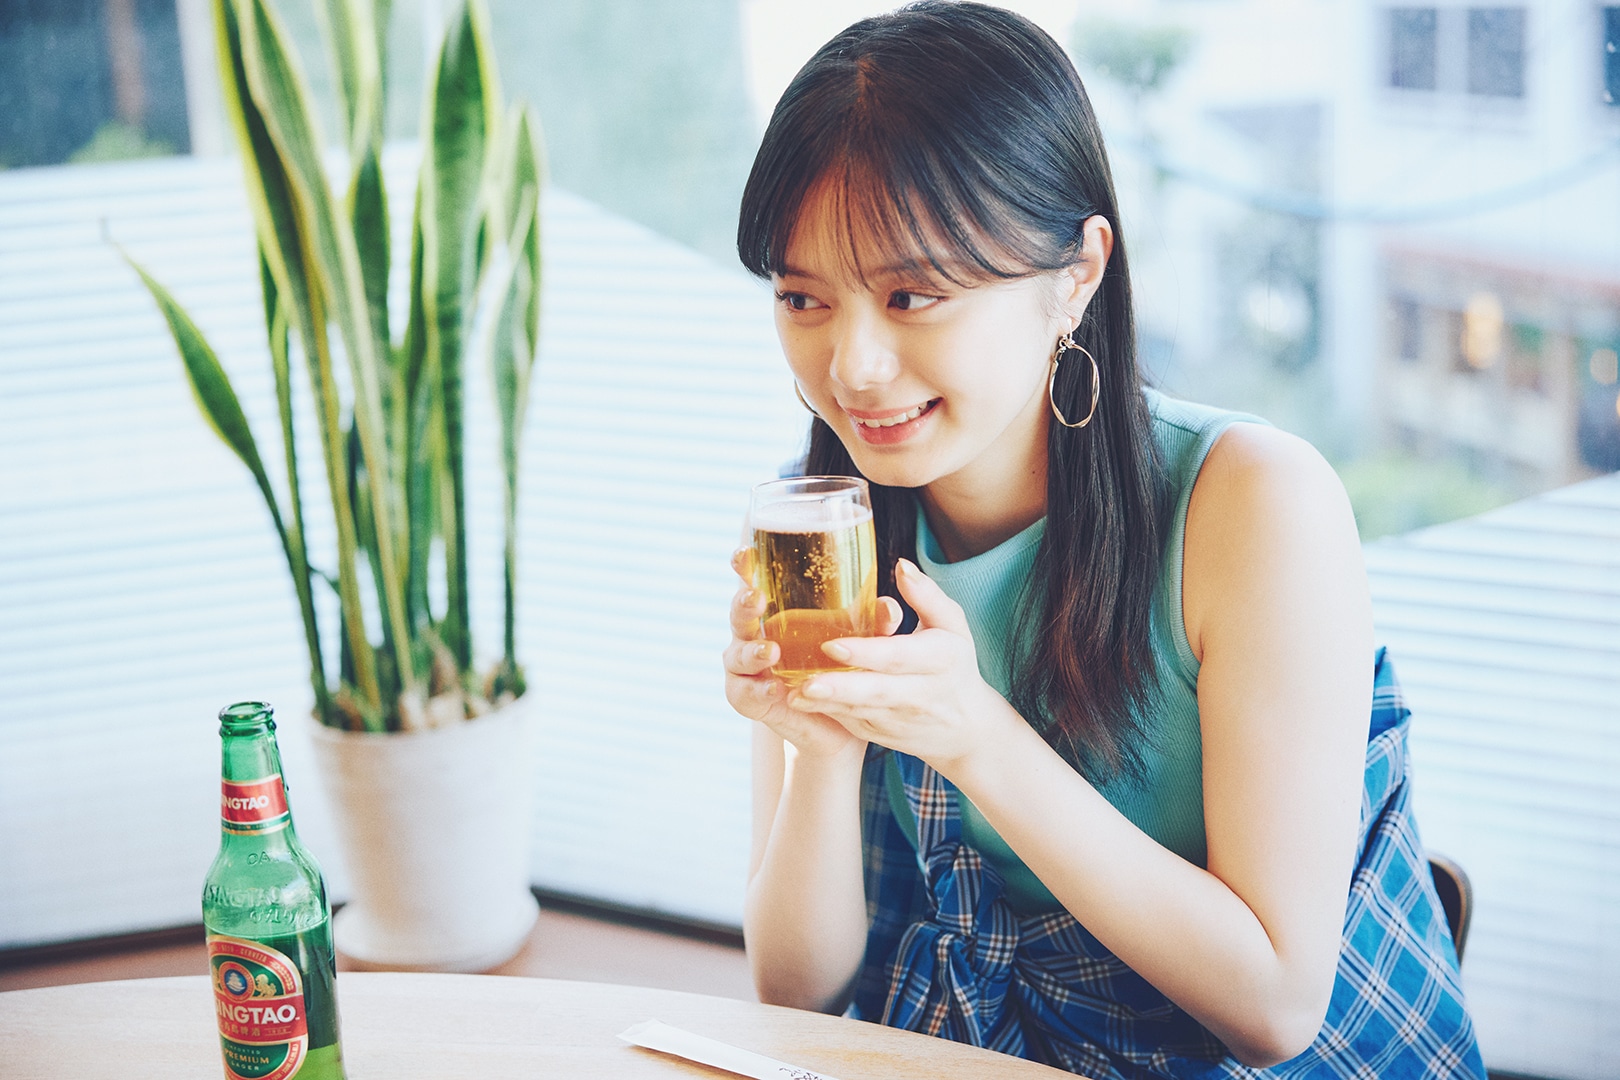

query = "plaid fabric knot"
[850,648,1488,1079]
[879,804,1023,1048]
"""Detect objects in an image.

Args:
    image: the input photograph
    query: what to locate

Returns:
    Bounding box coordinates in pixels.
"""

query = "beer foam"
[751,497,872,532]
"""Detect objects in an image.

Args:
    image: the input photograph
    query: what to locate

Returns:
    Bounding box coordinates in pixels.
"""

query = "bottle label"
[221,776,291,836]
[209,935,309,1080]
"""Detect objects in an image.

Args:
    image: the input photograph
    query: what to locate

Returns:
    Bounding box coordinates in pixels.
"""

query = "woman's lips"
[843,399,939,445]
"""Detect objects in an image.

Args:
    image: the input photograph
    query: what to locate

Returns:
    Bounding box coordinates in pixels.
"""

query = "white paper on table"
[618,1018,846,1080]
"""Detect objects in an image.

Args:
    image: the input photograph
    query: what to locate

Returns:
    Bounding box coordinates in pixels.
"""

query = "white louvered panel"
[1364,474,1620,1080]
[0,151,801,948]
[1362,547,1616,592]
[1369,574,1620,624]
[510,185,796,920]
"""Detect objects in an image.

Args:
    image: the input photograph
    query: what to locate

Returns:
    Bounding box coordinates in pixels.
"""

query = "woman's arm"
[743,726,869,1012]
[725,552,900,1012]
[956,424,1371,1065]
[802,424,1371,1065]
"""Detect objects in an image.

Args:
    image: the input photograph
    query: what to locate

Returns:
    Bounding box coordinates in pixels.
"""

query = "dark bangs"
[738,5,1098,287]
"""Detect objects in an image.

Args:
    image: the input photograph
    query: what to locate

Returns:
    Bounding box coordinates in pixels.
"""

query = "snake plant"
[128,0,543,732]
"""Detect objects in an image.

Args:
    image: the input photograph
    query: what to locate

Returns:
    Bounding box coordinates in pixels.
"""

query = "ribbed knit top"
[884,388,1267,913]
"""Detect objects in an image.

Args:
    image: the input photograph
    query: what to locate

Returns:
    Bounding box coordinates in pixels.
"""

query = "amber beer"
[749,477,877,682]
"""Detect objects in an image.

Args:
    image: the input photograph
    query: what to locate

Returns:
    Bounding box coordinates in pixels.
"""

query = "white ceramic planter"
[308,696,539,972]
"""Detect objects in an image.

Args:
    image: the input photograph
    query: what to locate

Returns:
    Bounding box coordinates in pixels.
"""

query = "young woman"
[722,5,1483,1077]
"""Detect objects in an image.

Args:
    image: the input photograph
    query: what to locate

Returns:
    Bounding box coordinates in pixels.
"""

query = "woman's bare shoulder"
[1181,422,1365,664]
[1195,422,1344,502]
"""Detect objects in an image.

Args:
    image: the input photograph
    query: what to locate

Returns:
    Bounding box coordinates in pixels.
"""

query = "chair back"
[1428,852,1473,963]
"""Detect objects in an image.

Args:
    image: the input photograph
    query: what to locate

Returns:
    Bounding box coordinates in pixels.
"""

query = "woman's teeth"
[852,402,929,428]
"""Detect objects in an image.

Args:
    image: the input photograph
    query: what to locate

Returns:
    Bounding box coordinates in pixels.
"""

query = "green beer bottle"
[203,702,346,1080]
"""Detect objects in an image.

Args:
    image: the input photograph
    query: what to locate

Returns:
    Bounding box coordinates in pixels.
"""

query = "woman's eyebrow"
[775,261,959,287]
[871,263,931,279]
[870,254,975,282]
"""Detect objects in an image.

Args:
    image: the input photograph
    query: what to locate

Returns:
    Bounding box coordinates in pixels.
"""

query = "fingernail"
[801,679,827,699]
[823,641,851,662]
[764,680,781,698]
[753,642,771,662]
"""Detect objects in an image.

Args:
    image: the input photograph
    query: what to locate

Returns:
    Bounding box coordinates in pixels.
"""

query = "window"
[1505,323,1545,393]
[1384,5,1526,99]
[0,0,190,168]
[1393,295,1425,361]
[1605,6,1619,105]
[1467,8,1526,97]
[1577,337,1620,470]
[1448,309,1473,373]
[1389,7,1439,90]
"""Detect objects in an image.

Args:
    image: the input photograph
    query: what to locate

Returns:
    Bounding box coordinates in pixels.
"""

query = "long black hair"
[737,2,1169,780]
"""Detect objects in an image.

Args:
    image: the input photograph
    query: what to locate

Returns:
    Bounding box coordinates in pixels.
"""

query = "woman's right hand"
[723,547,865,760]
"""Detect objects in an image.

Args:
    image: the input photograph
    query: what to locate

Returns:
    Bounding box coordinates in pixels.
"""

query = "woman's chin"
[842,447,940,491]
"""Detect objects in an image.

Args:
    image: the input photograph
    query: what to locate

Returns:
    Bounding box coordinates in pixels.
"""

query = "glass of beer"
[748,476,877,684]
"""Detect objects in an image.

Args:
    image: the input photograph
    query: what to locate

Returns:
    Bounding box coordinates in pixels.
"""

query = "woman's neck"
[919,454,1047,563]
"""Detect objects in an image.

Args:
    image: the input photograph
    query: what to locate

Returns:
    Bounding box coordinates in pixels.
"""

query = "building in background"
[1355,3,1620,489]
[1084,0,1619,535]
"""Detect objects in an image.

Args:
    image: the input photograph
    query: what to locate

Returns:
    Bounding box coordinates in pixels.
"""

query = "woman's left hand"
[786,558,1014,776]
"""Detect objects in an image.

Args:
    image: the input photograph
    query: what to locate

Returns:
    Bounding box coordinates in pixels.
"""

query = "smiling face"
[773,180,1096,523]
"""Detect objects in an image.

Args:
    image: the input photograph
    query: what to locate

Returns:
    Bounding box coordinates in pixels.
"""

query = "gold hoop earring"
[1049,332,1100,429]
[793,380,823,420]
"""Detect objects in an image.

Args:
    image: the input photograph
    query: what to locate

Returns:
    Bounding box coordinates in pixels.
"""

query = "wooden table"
[0,972,1078,1078]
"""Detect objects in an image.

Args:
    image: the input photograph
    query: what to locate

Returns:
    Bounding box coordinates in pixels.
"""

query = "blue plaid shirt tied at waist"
[849,647,1486,1079]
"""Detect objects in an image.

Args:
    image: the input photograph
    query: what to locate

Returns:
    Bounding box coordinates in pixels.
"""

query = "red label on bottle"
[209,935,309,1080]
[221,776,291,835]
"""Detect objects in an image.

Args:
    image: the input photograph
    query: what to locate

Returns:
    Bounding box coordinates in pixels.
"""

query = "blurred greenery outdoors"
[61,0,1521,541]
[69,120,177,163]
[279,0,757,266]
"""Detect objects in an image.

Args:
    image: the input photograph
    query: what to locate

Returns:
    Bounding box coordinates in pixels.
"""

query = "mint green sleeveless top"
[884,388,1267,913]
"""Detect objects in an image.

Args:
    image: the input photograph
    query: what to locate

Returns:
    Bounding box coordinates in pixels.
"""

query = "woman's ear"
[1056,215,1115,323]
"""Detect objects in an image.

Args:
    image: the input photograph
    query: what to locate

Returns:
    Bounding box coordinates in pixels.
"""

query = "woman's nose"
[828,310,899,392]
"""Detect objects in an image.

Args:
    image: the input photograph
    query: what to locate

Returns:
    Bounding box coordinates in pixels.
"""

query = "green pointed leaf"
[400,187,433,632]
[261,250,330,721]
[351,142,391,372]
[345,419,392,659]
[374,0,393,109]
[481,102,544,671]
[505,103,544,358]
[400,182,428,404]
[487,206,533,668]
[487,181,537,489]
[407,373,441,629]
[315,0,382,154]
[420,0,501,669]
[214,0,317,356]
[127,257,279,526]
[351,145,405,551]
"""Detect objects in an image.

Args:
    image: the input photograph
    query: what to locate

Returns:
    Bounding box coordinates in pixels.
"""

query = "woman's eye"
[774,290,823,312]
[889,290,940,311]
